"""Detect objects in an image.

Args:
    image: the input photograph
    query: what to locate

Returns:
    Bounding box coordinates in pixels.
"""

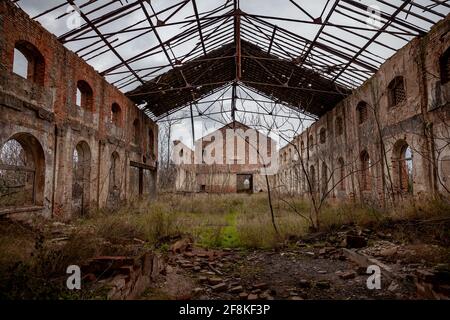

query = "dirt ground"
[143,217,450,301]
[143,244,418,300]
[1,195,448,300]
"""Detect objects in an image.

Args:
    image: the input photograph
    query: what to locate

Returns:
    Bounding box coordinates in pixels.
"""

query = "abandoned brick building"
[1,0,449,219]
[0,1,158,219]
[173,121,276,193]
[276,15,450,202]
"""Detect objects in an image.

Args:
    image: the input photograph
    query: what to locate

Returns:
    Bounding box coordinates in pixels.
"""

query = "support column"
[231,82,237,122]
[190,103,196,146]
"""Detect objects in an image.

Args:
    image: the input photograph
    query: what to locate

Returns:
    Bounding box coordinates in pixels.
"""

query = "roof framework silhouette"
[18,0,450,121]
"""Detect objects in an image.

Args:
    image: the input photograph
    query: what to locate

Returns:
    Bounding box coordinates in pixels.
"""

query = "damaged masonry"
[0,0,449,302]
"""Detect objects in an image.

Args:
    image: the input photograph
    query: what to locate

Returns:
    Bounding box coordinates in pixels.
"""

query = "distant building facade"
[173,121,276,193]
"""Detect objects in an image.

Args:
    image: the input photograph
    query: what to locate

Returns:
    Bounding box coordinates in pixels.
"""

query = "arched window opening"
[202,148,206,164]
[76,80,93,110]
[13,41,45,85]
[319,128,326,144]
[72,141,91,216]
[440,47,450,84]
[111,103,122,127]
[0,133,45,208]
[133,119,140,145]
[245,137,250,164]
[388,76,406,107]
[13,49,28,79]
[336,116,344,136]
[338,157,345,191]
[393,140,413,194]
[266,137,272,158]
[357,101,368,125]
[360,150,371,191]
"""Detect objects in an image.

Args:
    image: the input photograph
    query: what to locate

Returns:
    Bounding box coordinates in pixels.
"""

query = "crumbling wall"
[173,122,274,193]
[277,14,450,203]
[0,2,158,219]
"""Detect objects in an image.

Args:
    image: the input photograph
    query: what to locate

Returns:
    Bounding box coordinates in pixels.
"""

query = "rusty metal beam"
[231,81,237,122]
[65,0,144,84]
[267,26,277,54]
[192,0,207,56]
[332,0,413,82]
[234,0,242,81]
[59,0,146,42]
[243,13,420,36]
[140,1,175,68]
[289,0,316,21]
[298,0,340,67]
[190,102,196,145]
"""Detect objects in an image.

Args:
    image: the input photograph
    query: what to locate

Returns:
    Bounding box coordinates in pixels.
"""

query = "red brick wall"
[0,1,158,218]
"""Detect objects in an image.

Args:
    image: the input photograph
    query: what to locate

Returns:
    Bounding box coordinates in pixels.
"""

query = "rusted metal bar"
[289,0,316,21]
[153,85,233,120]
[267,26,277,54]
[332,0,413,82]
[31,1,66,19]
[298,0,340,67]
[242,80,346,96]
[57,0,116,20]
[66,0,143,84]
[335,6,412,40]
[342,0,432,30]
[179,17,233,63]
[234,0,242,81]
[231,82,237,122]
[127,81,231,97]
[58,0,146,42]
[190,103,196,145]
[244,13,419,36]
[140,1,175,68]
[406,1,445,18]
[242,16,295,60]
[247,15,378,72]
[163,0,191,24]
[192,0,207,56]
[101,14,230,74]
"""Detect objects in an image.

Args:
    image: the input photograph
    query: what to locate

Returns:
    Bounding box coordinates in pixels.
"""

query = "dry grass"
[0,219,36,266]
[1,193,449,299]
[317,198,450,230]
[0,219,103,299]
[66,193,310,249]
[69,194,450,249]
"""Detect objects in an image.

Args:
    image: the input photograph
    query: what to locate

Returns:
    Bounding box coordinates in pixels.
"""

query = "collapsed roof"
[126,40,349,118]
[18,0,450,120]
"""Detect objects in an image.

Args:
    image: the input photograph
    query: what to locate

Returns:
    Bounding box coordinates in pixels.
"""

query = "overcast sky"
[15,0,449,148]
